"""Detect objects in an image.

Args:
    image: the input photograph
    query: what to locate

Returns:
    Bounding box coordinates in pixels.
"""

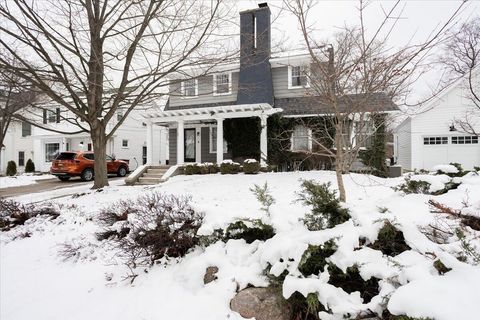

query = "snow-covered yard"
[0,174,55,189]
[1,170,479,320]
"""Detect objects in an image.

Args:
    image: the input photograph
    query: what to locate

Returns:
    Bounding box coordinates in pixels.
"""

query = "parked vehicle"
[50,151,129,181]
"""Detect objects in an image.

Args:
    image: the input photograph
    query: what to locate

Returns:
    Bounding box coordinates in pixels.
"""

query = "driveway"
[0,176,125,198]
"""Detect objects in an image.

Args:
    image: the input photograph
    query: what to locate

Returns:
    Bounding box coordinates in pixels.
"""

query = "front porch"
[144,103,282,166]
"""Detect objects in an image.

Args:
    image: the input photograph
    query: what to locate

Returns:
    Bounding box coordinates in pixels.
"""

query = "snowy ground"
[1,170,479,320]
[0,174,55,189]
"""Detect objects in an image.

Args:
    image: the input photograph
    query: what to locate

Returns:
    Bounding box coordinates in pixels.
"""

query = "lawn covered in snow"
[1,170,480,320]
[0,174,55,189]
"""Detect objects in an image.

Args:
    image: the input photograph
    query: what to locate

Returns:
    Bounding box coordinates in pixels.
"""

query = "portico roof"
[144,103,282,123]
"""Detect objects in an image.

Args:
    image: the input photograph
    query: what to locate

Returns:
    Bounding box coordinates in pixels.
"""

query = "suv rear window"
[83,153,94,160]
[55,152,76,160]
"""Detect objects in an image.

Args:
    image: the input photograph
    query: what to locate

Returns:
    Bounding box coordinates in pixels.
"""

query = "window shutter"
[56,108,61,123]
[43,109,47,124]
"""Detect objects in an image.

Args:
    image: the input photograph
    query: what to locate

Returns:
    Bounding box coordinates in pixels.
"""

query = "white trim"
[290,125,312,152]
[212,72,232,96]
[181,79,198,99]
[288,65,311,89]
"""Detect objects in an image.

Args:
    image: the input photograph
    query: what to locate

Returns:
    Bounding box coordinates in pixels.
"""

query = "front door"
[184,128,196,162]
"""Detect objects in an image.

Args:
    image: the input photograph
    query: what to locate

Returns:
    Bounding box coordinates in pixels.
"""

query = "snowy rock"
[230,287,290,320]
[203,266,218,284]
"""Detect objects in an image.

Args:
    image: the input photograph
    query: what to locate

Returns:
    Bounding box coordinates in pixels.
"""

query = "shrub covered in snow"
[0,198,59,231]
[396,172,461,195]
[224,219,275,244]
[97,192,203,267]
[184,163,201,175]
[296,180,350,230]
[220,160,241,174]
[368,221,411,256]
[243,159,261,174]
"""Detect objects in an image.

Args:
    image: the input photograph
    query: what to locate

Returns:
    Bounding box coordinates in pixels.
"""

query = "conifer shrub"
[6,161,17,176]
[297,180,350,230]
[224,219,275,244]
[327,264,380,303]
[25,159,35,173]
[243,159,261,174]
[298,240,337,277]
[220,160,241,174]
[368,222,411,256]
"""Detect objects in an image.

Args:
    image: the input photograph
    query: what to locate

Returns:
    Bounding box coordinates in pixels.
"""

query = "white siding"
[394,118,412,170]
[0,122,34,174]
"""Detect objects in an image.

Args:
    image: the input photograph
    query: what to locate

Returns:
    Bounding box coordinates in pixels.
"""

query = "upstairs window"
[43,108,60,124]
[213,73,231,95]
[423,137,448,145]
[117,110,123,122]
[288,65,309,89]
[21,122,31,137]
[452,136,478,144]
[48,110,57,123]
[291,125,312,152]
[182,79,198,97]
[122,139,129,148]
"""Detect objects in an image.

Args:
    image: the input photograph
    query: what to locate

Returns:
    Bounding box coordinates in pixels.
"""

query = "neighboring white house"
[0,121,34,173]
[1,104,168,174]
[394,71,480,171]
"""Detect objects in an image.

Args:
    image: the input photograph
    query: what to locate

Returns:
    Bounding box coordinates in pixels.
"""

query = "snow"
[410,173,452,192]
[432,164,459,174]
[0,174,55,189]
[1,170,480,320]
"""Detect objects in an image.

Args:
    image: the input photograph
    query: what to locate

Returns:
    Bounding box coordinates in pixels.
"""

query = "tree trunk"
[91,121,109,189]
[334,122,347,202]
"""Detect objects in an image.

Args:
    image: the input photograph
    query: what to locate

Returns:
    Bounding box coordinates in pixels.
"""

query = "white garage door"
[422,135,480,170]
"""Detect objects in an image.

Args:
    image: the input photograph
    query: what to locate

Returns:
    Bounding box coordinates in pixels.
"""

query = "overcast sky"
[232,0,478,104]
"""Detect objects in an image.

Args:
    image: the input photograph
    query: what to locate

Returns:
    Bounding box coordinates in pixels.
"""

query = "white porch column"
[146,120,154,164]
[260,115,268,165]
[177,120,184,165]
[216,118,224,164]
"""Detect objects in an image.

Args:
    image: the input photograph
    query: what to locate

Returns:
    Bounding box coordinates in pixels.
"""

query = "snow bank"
[432,164,459,174]
[0,174,55,189]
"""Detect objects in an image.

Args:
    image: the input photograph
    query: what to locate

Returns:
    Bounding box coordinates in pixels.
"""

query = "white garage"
[394,71,480,171]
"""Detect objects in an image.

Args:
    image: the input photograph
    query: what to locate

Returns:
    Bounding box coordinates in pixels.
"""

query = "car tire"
[117,166,127,177]
[58,176,70,181]
[81,168,94,181]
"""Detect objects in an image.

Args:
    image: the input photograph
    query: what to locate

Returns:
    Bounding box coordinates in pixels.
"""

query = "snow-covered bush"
[433,163,465,177]
[220,160,241,174]
[368,221,411,256]
[224,219,275,244]
[396,172,460,195]
[184,163,201,175]
[243,159,261,174]
[0,199,59,231]
[97,192,203,267]
[200,162,219,174]
[296,180,350,230]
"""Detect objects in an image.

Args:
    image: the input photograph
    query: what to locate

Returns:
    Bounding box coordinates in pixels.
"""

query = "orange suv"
[50,151,129,181]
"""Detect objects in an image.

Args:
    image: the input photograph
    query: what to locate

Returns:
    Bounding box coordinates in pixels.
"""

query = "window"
[83,153,94,160]
[45,143,60,162]
[452,136,478,144]
[21,122,31,137]
[291,125,312,151]
[355,121,374,148]
[289,65,309,89]
[47,110,57,123]
[209,127,228,153]
[122,139,129,148]
[18,151,25,166]
[87,143,92,151]
[142,146,147,165]
[423,137,448,145]
[213,73,231,95]
[182,79,197,97]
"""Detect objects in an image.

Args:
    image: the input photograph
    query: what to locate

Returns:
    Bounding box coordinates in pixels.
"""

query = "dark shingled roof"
[164,92,398,115]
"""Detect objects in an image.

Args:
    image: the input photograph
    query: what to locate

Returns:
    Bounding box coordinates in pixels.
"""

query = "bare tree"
[284,0,466,201]
[0,0,232,188]
[440,16,479,136]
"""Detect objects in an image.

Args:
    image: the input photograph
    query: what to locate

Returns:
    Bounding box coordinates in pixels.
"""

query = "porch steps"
[135,165,170,185]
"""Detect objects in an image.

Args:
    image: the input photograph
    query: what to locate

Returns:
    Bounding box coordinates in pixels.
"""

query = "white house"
[1,104,168,174]
[394,70,480,171]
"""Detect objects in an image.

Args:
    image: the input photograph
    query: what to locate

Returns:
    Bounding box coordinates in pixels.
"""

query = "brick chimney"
[236,3,274,105]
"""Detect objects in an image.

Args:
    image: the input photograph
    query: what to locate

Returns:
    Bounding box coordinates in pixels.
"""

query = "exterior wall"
[408,76,480,170]
[0,122,34,174]
[394,118,412,170]
[169,73,238,108]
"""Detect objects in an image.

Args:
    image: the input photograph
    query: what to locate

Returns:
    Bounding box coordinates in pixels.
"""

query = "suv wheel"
[81,168,94,181]
[117,166,127,177]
